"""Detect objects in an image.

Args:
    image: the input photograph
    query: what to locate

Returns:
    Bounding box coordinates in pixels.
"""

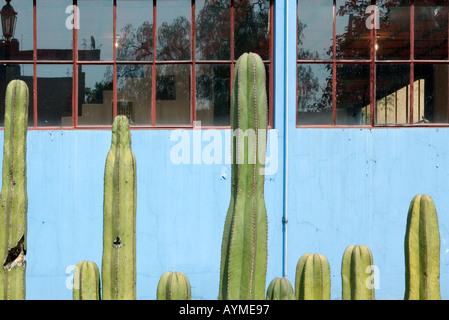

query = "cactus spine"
[266,277,295,300]
[157,271,191,300]
[73,261,101,300]
[404,194,440,300]
[295,253,330,300]
[0,80,28,300]
[219,52,268,300]
[341,245,375,300]
[102,115,137,300]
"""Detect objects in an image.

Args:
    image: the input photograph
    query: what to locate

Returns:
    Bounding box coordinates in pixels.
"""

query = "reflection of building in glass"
[0,38,101,126]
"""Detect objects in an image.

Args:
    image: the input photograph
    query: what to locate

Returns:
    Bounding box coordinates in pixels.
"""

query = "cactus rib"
[102,115,137,300]
[219,52,268,300]
[404,194,440,300]
[0,80,28,300]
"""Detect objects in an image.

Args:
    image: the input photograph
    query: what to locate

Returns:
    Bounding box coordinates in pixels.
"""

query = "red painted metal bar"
[269,0,274,128]
[33,0,37,128]
[370,0,376,126]
[331,0,337,125]
[112,0,117,119]
[295,0,299,127]
[230,0,235,116]
[73,0,80,127]
[409,0,414,124]
[151,0,157,126]
[191,0,196,125]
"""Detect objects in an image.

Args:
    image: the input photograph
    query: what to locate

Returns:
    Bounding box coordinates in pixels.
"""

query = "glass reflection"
[157,0,191,61]
[413,64,448,124]
[37,0,73,60]
[335,0,371,60]
[117,0,153,61]
[78,0,113,61]
[298,0,332,60]
[297,63,332,125]
[235,0,270,60]
[415,2,448,60]
[37,65,72,126]
[156,64,191,125]
[376,2,410,60]
[196,64,230,126]
[196,0,231,60]
[0,64,33,126]
[78,65,113,125]
[0,1,32,60]
[117,64,152,125]
[336,64,370,125]
[376,64,410,124]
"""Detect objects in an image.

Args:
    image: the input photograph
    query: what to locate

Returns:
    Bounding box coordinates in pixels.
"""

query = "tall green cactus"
[0,80,28,300]
[157,271,191,300]
[404,194,441,300]
[102,115,137,300]
[341,245,375,300]
[266,277,295,300]
[73,260,101,300]
[295,253,330,300]
[219,52,268,300]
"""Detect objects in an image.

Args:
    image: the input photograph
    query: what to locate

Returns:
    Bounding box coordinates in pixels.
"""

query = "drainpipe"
[282,0,289,279]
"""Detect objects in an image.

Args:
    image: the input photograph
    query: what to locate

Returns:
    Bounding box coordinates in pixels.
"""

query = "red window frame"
[0,0,274,130]
[296,0,449,128]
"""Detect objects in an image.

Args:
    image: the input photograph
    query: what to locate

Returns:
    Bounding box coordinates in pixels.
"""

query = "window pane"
[78,65,113,126]
[297,63,333,125]
[235,0,270,60]
[415,1,448,60]
[413,64,448,124]
[78,0,113,61]
[156,64,190,125]
[196,0,231,60]
[0,64,34,126]
[196,64,230,126]
[0,1,33,60]
[37,65,72,127]
[376,64,410,125]
[157,0,191,61]
[335,0,371,60]
[376,1,410,60]
[117,64,152,125]
[298,0,332,60]
[336,64,370,125]
[116,0,153,61]
[37,0,73,60]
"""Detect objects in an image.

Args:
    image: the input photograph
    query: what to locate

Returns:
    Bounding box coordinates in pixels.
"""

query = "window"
[0,0,273,129]
[297,0,449,127]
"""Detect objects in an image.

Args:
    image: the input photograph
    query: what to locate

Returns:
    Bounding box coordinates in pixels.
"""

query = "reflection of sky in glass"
[116,0,152,40]
[37,0,72,51]
[298,0,333,60]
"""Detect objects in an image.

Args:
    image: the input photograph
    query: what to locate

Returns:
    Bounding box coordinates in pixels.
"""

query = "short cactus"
[295,253,330,300]
[404,194,441,300]
[266,277,295,300]
[341,245,375,300]
[218,52,268,300]
[73,260,101,300]
[0,80,29,300]
[157,271,191,300]
[101,115,137,300]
